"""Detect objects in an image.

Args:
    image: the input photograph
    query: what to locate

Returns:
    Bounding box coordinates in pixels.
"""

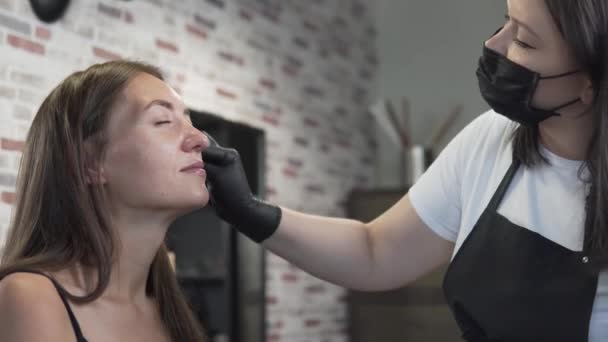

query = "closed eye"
[155,121,172,126]
[513,38,534,49]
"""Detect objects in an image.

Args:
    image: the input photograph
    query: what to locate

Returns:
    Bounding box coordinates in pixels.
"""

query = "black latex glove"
[202,133,281,242]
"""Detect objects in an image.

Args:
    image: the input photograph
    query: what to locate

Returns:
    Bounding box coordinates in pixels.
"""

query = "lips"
[180,161,205,172]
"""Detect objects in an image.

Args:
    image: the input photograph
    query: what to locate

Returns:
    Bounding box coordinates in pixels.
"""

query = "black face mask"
[476,44,581,126]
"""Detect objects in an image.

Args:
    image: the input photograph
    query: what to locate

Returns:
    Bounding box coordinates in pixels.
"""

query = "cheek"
[532,76,584,108]
[104,135,170,188]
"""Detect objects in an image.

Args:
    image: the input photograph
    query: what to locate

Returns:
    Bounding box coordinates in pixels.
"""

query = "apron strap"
[487,159,520,212]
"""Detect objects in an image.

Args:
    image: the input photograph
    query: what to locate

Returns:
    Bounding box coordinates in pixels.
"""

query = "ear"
[85,166,106,185]
[83,141,107,185]
[580,76,595,105]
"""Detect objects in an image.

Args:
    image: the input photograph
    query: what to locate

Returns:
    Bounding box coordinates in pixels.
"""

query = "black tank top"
[1,270,88,342]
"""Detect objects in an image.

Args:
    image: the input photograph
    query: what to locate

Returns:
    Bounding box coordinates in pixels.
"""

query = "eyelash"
[155,120,172,126]
[513,38,533,49]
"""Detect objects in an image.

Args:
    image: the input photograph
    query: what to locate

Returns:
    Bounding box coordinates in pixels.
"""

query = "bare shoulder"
[0,272,75,341]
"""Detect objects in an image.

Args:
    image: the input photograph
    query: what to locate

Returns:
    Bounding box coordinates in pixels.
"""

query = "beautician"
[203,0,608,340]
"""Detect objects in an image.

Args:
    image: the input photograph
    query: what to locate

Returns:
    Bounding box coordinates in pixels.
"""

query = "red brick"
[303,117,319,127]
[282,168,297,178]
[217,51,244,66]
[185,24,207,40]
[124,11,134,24]
[261,115,279,126]
[7,34,44,55]
[35,26,51,40]
[1,138,24,151]
[335,106,348,116]
[336,140,351,149]
[367,53,378,65]
[92,46,121,61]
[282,64,298,77]
[282,273,298,282]
[361,156,373,166]
[259,78,276,90]
[246,38,264,51]
[303,20,318,31]
[287,158,302,167]
[216,88,236,99]
[356,175,369,184]
[261,10,279,23]
[305,185,325,195]
[193,14,216,30]
[293,137,309,147]
[306,284,326,293]
[239,9,253,21]
[305,319,321,327]
[293,37,309,49]
[1,191,16,205]
[155,38,179,53]
[98,3,121,19]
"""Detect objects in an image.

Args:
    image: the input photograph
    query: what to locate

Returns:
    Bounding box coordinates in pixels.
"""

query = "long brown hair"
[0,60,207,341]
[512,0,608,268]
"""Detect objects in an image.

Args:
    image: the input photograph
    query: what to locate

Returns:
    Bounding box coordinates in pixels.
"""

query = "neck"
[105,213,169,303]
[60,209,176,305]
[538,111,595,161]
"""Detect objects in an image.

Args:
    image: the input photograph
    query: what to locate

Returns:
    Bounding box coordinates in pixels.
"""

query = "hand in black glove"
[202,132,281,242]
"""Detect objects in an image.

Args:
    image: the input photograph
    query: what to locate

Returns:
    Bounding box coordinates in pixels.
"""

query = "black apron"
[443,160,598,342]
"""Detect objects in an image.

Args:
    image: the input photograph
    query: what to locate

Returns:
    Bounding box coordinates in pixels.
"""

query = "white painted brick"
[0,84,15,99]
[0,11,30,35]
[0,0,14,12]
[0,153,9,168]
[0,172,16,187]
[11,153,21,169]
[0,1,378,340]
[12,103,33,121]
[10,69,46,89]
[96,30,130,50]
[17,88,43,106]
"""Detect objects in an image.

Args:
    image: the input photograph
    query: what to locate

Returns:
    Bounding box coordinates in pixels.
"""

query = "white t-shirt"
[409,109,608,341]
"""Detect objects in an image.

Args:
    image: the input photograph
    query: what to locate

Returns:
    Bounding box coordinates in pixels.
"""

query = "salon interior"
[0,0,506,341]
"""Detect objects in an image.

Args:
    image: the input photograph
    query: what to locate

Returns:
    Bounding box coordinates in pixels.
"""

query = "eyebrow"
[505,14,541,40]
[144,99,191,117]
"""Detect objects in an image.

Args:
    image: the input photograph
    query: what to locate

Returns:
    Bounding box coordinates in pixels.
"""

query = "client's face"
[100,72,210,216]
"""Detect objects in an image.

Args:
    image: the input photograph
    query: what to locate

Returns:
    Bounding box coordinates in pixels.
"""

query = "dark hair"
[512,0,608,268]
[0,60,207,341]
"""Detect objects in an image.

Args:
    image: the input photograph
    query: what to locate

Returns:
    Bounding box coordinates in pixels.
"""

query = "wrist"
[234,198,281,243]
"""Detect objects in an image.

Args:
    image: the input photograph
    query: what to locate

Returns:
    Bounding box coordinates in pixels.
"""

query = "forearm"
[262,206,379,290]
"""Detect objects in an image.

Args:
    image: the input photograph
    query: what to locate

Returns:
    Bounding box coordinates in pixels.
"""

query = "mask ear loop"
[540,69,581,80]
[547,97,581,112]
[537,70,583,112]
[525,72,581,115]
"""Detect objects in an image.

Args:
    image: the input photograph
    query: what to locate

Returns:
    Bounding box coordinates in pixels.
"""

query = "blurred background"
[0,0,504,341]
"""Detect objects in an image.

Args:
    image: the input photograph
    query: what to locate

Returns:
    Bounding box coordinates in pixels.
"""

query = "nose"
[484,26,509,56]
[182,125,209,154]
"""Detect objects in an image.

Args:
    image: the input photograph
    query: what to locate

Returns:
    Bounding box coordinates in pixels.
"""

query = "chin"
[171,199,209,218]
[184,193,210,209]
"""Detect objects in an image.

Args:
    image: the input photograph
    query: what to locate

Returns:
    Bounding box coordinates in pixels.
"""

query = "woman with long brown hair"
[0,61,209,341]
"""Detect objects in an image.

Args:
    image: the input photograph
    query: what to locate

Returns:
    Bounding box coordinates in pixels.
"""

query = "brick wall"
[0,0,377,341]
